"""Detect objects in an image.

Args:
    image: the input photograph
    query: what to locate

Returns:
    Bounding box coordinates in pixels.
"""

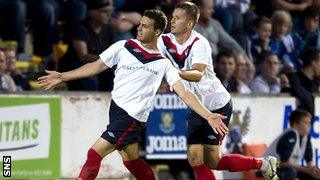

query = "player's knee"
[204,154,221,169]
[121,152,139,161]
[188,154,204,166]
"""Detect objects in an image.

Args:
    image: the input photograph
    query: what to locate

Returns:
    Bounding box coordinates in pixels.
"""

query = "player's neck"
[141,40,158,50]
[174,30,192,45]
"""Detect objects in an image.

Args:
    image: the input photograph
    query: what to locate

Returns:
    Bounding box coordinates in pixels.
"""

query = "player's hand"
[206,113,229,136]
[38,70,63,90]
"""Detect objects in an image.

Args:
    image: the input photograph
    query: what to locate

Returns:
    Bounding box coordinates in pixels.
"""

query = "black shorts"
[101,100,146,150]
[187,100,233,145]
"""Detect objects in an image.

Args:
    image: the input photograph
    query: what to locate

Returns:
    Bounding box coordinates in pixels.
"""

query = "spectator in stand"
[0,50,16,93]
[270,10,305,74]
[193,0,245,60]
[59,0,116,91]
[250,51,290,94]
[252,0,314,19]
[57,0,87,24]
[215,51,238,92]
[213,0,257,34]
[23,0,58,59]
[156,1,175,33]
[110,0,163,40]
[4,47,31,91]
[296,6,320,49]
[271,0,312,19]
[288,48,320,173]
[265,109,320,180]
[0,0,26,54]
[53,0,88,43]
[110,6,142,40]
[244,17,273,67]
[0,0,87,59]
[252,0,274,17]
[233,53,254,94]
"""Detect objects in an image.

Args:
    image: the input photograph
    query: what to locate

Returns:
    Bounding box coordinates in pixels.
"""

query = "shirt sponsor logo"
[120,65,159,75]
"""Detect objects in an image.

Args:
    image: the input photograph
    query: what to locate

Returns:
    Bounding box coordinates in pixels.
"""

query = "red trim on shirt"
[162,35,199,61]
[127,40,161,60]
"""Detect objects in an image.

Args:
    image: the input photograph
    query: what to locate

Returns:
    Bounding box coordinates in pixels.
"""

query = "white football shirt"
[157,31,231,111]
[99,39,181,122]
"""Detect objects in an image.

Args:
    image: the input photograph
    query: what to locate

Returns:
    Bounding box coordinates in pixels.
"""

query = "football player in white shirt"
[38,9,228,180]
[157,2,278,180]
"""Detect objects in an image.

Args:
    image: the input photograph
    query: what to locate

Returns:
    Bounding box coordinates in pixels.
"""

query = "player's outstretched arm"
[38,59,108,90]
[172,80,229,135]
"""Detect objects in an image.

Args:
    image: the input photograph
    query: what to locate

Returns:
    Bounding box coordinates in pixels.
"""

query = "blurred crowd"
[0,0,319,95]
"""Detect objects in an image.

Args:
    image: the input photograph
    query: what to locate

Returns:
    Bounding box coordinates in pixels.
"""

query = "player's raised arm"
[172,80,228,135]
[38,58,108,90]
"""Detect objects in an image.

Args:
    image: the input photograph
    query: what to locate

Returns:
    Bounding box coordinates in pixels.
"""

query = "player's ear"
[187,21,195,29]
[155,29,162,37]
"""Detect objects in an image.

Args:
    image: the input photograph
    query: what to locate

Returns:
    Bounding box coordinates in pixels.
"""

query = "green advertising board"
[0,96,61,179]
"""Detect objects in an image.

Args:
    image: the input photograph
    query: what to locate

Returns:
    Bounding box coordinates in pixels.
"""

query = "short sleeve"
[164,59,181,87]
[276,131,297,162]
[99,40,126,68]
[191,39,212,66]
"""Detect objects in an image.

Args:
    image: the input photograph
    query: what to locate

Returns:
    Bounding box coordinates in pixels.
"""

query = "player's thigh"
[91,137,116,158]
[204,144,222,169]
[187,144,204,166]
[119,143,139,161]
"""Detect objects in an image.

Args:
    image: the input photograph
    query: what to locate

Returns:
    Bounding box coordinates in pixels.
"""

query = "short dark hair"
[175,2,200,26]
[303,6,320,19]
[216,50,235,63]
[289,109,311,126]
[258,50,277,64]
[143,9,168,34]
[254,16,272,29]
[300,48,320,68]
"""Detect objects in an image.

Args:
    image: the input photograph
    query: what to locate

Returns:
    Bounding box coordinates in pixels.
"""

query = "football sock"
[217,154,262,171]
[123,158,156,180]
[78,148,103,180]
[192,164,216,180]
